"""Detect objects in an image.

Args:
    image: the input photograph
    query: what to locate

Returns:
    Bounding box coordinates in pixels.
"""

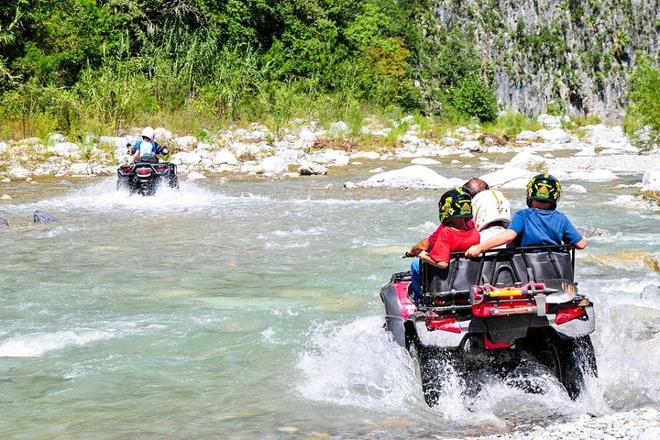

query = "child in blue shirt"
[465,173,586,256]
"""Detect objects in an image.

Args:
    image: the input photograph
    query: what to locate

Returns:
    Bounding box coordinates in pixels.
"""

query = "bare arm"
[465,229,518,258]
[418,250,449,269]
[574,238,587,250]
[408,239,429,257]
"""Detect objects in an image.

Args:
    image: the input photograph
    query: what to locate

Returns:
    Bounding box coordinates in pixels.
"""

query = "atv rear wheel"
[408,340,445,406]
[532,334,597,400]
[558,335,597,400]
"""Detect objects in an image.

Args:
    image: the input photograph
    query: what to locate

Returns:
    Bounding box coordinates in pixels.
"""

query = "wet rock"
[369,167,384,173]
[410,158,439,165]
[0,217,8,227]
[442,136,457,146]
[344,181,356,189]
[33,210,57,223]
[299,162,327,176]
[1,194,11,200]
[640,170,660,201]
[296,126,317,149]
[1,178,10,183]
[356,165,463,189]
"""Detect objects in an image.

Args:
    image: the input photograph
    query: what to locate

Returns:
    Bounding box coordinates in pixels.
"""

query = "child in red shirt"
[410,188,479,304]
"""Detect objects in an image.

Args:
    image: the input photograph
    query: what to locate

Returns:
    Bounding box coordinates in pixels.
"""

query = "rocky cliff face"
[425,0,659,120]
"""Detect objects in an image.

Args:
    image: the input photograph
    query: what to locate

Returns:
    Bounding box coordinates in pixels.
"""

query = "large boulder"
[0,217,8,227]
[212,149,238,166]
[257,156,288,174]
[309,149,350,166]
[515,130,538,142]
[48,142,80,158]
[173,136,198,152]
[461,140,482,152]
[480,167,533,189]
[154,127,172,142]
[350,151,381,160]
[171,152,202,166]
[69,163,91,175]
[186,171,207,181]
[536,128,571,143]
[356,165,462,189]
[506,150,547,169]
[9,166,30,179]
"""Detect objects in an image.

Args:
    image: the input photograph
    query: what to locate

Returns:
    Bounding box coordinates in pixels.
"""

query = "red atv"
[381,245,597,406]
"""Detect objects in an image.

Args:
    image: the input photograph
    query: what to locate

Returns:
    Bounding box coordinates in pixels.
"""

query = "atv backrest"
[421,246,575,296]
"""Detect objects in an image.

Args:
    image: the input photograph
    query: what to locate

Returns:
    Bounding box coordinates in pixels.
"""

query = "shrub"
[624,56,659,152]
[450,75,499,122]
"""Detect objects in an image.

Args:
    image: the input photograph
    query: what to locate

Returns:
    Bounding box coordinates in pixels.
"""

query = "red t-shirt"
[427,219,474,249]
[428,226,480,263]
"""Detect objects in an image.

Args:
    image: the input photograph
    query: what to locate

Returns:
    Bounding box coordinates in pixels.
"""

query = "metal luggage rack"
[418,245,576,313]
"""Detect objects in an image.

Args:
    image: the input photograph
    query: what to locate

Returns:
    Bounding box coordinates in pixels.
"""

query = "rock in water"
[0,218,8,227]
[356,165,463,189]
[299,162,328,176]
[33,210,58,223]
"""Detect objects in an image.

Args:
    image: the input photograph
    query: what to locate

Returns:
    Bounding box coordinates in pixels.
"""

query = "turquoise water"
[1,164,659,438]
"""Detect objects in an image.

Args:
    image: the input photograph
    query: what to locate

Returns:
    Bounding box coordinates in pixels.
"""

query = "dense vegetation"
[0,0,502,139]
[0,0,657,144]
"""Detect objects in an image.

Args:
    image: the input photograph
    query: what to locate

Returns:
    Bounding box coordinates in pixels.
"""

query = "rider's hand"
[465,245,482,258]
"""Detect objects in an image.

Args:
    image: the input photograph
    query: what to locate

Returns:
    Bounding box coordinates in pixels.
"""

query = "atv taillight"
[136,168,152,176]
[555,307,586,325]
[153,165,168,172]
[119,165,134,173]
[425,317,461,333]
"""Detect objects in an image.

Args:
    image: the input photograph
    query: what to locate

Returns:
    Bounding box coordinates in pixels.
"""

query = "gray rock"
[299,162,328,176]
[0,218,8,227]
[34,210,57,223]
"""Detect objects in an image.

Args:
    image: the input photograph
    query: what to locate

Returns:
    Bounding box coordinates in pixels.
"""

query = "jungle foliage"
[0,0,500,138]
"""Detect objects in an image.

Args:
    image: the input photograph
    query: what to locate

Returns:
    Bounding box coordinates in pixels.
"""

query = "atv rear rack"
[419,245,576,311]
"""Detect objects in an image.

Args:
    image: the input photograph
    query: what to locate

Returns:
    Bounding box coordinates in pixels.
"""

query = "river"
[1,161,658,438]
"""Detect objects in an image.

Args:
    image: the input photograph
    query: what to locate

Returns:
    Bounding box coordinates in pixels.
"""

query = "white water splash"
[0,330,115,357]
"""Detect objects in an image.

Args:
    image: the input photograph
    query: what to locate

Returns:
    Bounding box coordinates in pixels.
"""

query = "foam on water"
[294,316,604,430]
[0,330,115,357]
[16,179,267,214]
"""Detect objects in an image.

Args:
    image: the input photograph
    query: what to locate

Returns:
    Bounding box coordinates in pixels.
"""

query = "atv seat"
[420,245,575,307]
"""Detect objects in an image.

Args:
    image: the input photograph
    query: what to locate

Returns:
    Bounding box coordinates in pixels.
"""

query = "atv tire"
[558,335,597,400]
[409,340,445,407]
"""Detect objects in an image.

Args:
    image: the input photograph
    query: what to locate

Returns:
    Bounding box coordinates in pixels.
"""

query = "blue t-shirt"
[509,208,582,247]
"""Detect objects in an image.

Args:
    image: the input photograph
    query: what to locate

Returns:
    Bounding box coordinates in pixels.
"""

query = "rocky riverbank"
[1,114,658,200]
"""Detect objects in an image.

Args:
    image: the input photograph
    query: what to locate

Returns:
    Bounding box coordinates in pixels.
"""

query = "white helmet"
[141,126,155,141]
[472,189,512,231]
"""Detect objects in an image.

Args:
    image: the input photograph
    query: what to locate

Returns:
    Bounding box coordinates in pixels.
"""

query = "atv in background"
[116,159,179,196]
[381,245,597,406]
